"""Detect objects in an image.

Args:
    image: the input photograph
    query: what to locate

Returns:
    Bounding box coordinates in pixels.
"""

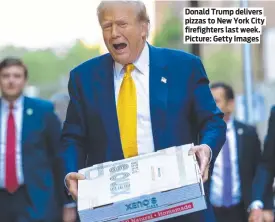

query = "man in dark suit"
[0,58,74,222]
[249,106,275,222]
[62,1,226,222]
[210,82,267,221]
[210,82,274,222]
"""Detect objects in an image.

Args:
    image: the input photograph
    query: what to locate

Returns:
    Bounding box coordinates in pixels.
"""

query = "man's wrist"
[64,172,74,195]
[201,144,212,164]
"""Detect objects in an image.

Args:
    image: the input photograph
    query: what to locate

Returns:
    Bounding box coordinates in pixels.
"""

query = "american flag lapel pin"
[161,77,167,83]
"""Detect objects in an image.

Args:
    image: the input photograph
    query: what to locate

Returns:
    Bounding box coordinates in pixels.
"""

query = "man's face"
[211,87,234,117]
[0,65,26,100]
[99,3,148,65]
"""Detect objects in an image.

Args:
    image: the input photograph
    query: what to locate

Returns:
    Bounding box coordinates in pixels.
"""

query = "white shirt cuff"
[248,200,264,212]
[64,202,77,208]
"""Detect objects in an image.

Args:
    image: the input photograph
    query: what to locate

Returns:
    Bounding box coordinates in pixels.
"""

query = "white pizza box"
[77,143,207,221]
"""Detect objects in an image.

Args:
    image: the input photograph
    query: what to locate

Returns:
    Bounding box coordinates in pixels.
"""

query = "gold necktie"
[117,64,138,158]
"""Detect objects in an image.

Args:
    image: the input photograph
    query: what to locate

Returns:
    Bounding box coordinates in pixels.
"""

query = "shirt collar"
[226,115,234,131]
[114,42,149,77]
[2,95,24,110]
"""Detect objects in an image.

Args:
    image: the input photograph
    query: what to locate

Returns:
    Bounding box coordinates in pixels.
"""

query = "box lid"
[78,144,201,211]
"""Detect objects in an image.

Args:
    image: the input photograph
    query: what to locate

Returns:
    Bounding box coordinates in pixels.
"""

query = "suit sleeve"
[243,126,262,209]
[192,56,226,164]
[252,106,275,206]
[60,71,87,178]
[250,125,274,210]
[252,126,262,185]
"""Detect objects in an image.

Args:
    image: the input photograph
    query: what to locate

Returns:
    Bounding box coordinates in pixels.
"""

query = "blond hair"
[97,0,150,24]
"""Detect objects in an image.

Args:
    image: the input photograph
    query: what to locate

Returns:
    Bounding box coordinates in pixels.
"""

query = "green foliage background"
[0,41,100,83]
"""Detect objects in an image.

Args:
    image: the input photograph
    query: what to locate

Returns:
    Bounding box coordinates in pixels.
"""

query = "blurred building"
[50,92,70,124]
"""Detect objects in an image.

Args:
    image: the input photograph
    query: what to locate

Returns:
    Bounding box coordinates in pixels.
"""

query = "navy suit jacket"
[252,106,275,209]
[0,96,65,221]
[61,44,226,222]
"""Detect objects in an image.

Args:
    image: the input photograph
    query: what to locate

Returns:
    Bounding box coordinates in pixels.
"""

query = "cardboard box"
[78,144,207,221]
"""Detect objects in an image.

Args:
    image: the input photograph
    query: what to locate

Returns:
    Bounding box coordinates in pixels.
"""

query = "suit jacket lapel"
[148,45,168,150]
[21,97,33,147]
[234,120,243,162]
[95,54,124,161]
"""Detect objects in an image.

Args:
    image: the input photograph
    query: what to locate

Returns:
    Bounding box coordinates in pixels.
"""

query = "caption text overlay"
[183,7,266,44]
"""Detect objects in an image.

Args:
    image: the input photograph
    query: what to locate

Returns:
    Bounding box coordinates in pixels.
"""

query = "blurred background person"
[209,82,273,222]
[249,105,275,222]
[0,57,73,222]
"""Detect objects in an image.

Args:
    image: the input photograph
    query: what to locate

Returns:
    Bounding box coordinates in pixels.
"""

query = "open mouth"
[113,43,127,51]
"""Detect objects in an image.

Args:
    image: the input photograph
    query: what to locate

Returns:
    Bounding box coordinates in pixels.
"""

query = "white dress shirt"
[210,118,241,206]
[114,43,155,154]
[0,96,24,188]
